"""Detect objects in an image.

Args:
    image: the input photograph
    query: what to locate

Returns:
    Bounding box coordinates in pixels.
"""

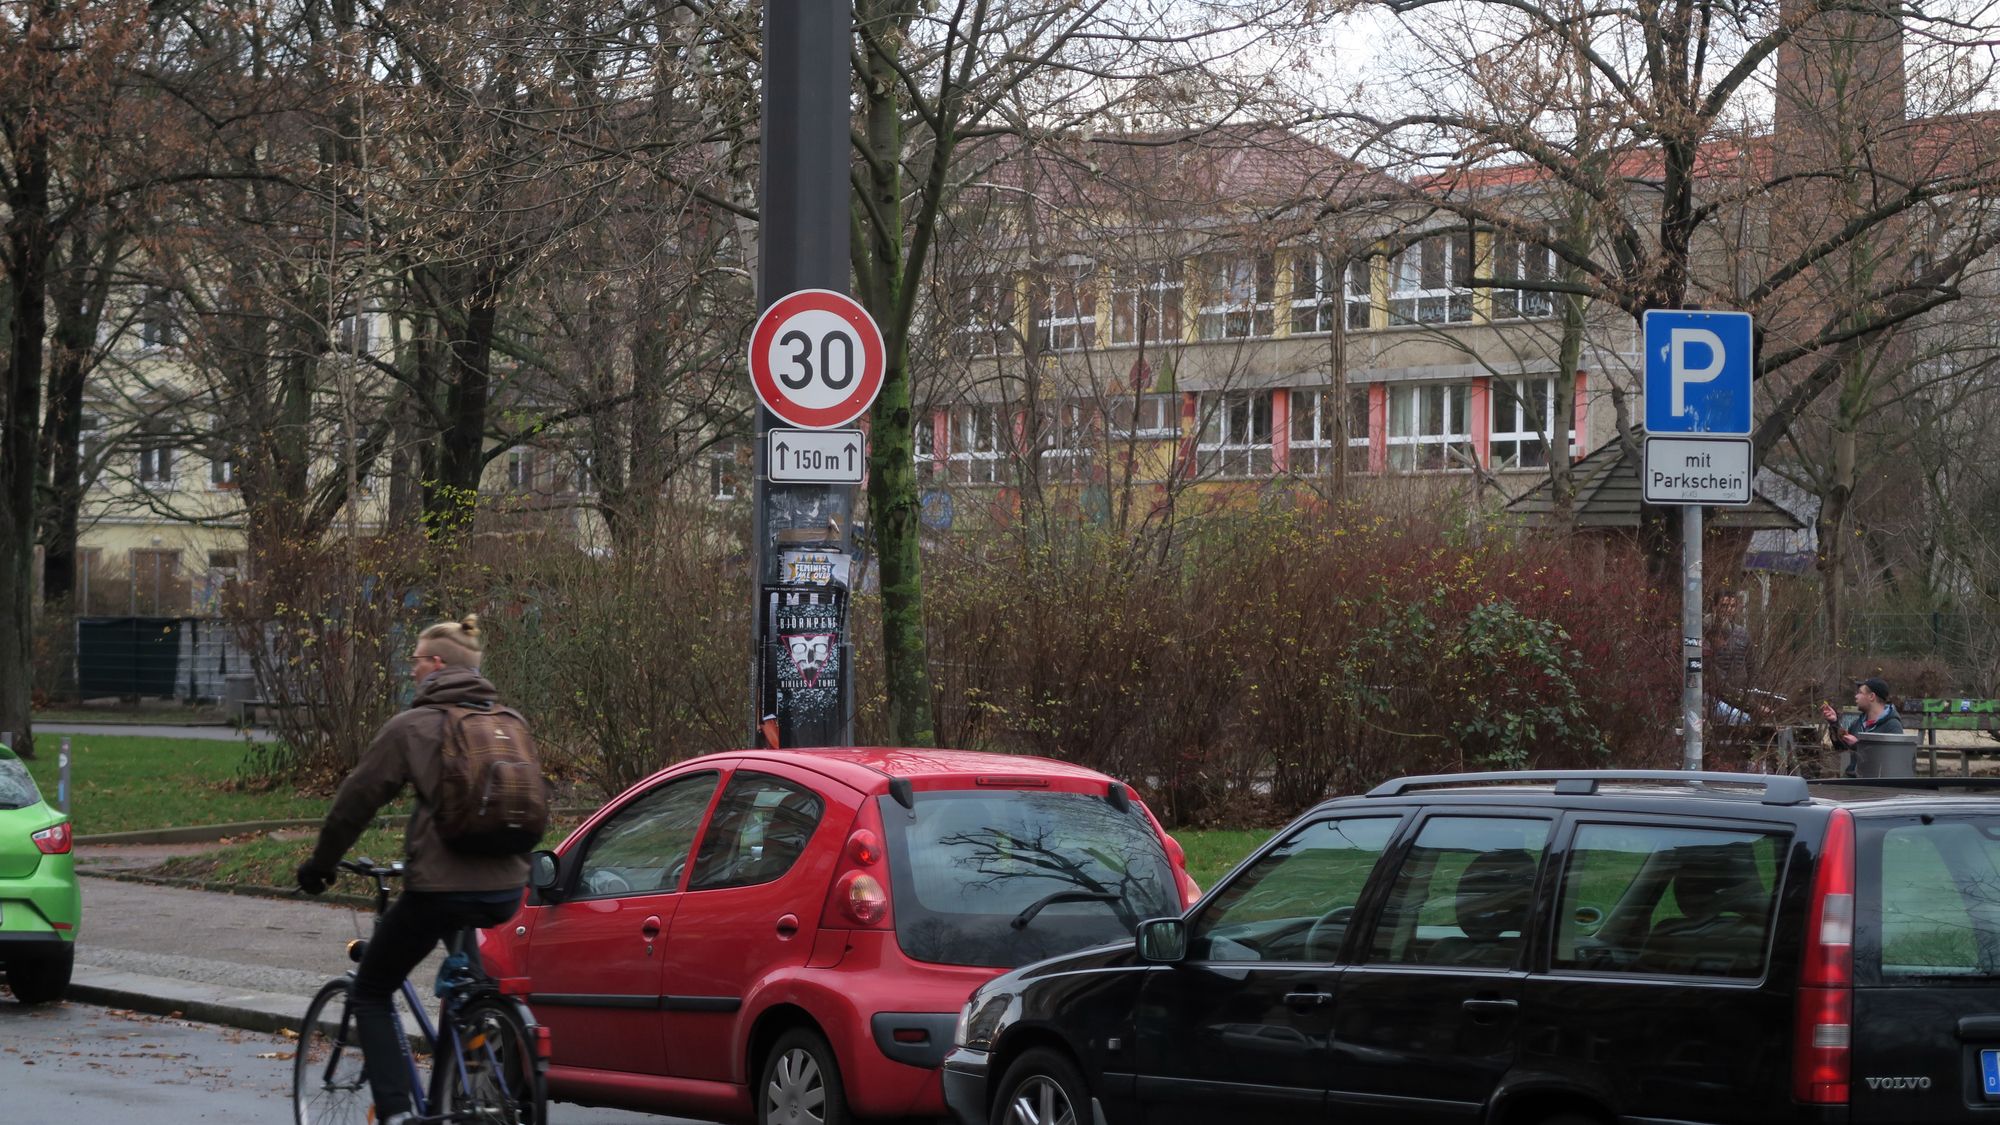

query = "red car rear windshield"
[880,789,1181,968]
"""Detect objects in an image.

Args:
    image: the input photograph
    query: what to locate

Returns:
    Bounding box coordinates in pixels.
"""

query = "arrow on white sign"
[767,428,866,483]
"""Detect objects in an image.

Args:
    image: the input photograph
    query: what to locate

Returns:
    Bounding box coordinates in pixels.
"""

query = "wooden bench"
[1899,699,2000,775]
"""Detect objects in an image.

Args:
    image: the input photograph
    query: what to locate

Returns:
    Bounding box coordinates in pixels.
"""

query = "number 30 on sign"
[748,289,887,430]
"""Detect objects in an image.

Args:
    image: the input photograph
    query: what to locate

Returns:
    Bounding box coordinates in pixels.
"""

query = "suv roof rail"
[1810,776,2000,794]
[1365,770,1812,806]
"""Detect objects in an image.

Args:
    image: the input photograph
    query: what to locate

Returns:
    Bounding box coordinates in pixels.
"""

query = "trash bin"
[223,672,258,724]
[1853,730,1920,778]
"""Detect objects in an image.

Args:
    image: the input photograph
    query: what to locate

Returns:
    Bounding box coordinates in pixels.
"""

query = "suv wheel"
[5,947,74,1005]
[991,1047,1090,1125]
[759,1027,848,1125]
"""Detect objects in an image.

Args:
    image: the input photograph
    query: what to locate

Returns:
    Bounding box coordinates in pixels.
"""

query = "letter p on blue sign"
[1643,309,1753,436]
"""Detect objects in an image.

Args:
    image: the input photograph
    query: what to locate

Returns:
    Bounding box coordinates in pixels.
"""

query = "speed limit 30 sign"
[748,289,887,430]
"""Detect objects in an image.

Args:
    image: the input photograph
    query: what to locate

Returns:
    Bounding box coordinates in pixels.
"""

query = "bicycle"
[293,858,548,1125]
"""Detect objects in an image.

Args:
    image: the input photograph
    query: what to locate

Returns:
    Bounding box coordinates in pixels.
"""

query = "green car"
[0,741,78,1004]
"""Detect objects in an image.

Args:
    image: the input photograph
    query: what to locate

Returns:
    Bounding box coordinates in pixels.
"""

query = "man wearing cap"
[1820,677,1904,759]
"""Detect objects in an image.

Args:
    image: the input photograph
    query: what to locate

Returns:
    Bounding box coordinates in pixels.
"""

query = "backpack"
[429,702,549,855]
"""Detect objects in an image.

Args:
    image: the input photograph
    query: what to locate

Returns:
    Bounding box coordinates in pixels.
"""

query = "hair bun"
[460,613,481,636]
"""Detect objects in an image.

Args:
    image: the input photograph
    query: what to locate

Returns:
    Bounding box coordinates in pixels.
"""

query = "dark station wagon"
[943,769,2000,1125]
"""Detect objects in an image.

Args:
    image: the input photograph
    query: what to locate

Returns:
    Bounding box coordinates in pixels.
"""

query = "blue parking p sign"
[1643,310,1753,436]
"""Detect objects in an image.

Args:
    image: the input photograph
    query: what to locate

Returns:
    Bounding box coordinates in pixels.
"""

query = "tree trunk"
[37,224,113,607]
[424,274,502,538]
[1,125,52,759]
[855,0,936,745]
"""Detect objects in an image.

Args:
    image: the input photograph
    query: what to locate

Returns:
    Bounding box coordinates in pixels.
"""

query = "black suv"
[942,770,2000,1125]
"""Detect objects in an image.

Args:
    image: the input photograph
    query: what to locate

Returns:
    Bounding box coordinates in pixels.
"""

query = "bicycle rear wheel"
[294,979,368,1125]
[429,996,545,1125]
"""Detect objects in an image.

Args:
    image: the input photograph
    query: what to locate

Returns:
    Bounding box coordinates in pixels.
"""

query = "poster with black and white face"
[766,587,845,736]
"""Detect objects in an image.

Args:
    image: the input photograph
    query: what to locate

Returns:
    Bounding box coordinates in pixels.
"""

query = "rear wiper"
[1011,890,1121,930]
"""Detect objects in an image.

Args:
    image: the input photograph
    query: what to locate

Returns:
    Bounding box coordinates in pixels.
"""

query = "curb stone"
[67,970,319,1037]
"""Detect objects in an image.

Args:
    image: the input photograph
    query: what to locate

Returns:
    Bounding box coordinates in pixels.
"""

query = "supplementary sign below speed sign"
[748,289,887,430]
[767,428,865,484]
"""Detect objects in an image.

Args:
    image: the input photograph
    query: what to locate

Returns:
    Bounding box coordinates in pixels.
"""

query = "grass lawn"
[1178,829,1277,890]
[18,734,327,835]
[152,818,591,891]
[154,820,1271,895]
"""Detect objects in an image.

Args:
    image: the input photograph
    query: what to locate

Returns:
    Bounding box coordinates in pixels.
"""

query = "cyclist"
[297,615,530,1125]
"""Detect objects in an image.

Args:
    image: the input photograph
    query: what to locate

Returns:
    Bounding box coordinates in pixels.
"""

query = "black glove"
[296,862,335,896]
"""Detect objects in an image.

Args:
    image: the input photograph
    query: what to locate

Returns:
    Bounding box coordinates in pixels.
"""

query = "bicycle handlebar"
[338,857,404,879]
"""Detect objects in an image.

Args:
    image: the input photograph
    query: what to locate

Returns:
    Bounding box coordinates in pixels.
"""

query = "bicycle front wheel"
[294,979,369,1125]
[430,996,545,1125]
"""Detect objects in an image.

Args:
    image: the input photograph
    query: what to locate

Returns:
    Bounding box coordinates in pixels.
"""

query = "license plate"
[1982,1049,2000,1099]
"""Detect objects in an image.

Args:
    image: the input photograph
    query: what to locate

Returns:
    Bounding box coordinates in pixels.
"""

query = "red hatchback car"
[478,746,1195,1125]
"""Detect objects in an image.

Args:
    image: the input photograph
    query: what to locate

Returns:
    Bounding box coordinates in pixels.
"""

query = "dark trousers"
[351,889,521,1118]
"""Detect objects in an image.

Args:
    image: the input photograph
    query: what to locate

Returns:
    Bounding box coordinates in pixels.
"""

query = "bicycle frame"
[308,860,540,1124]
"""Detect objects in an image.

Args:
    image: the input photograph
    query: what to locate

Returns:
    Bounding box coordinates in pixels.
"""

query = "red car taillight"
[32,821,71,855]
[1794,807,1855,1106]
[821,814,894,930]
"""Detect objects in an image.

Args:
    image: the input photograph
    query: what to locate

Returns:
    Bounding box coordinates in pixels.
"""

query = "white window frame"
[914,412,940,478]
[79,413,104,487]
[709,444,742,501]
[1108,392,1181,440]
[954,275,1016,357]
[337,305,374,355]
[1491,376,1570,470]
[947,403,1009,485]
[139,289,177,349]
[1110,265,1183,346]
[1288,386,1373,475]
[1035,400,1093,483]
[1290,254,1372,334]
[1197,254,1275,341]
[506,448,535,492]
[1491,234,1555,321]
[1386,382,1473,472]
[1033,264,1096,353]
[566,449,598,496]
[1197,390,1274,478]
[136,436,176,490]
[1388,234,1473,326]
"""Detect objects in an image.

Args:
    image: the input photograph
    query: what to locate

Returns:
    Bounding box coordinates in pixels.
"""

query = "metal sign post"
[59,736,70,813]
[1642,310,1755,771]
[752,1,863,749]
[1681,506,1705,771]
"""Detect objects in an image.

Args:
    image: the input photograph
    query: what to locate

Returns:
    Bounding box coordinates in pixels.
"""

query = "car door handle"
[1283,990,1334,1010]
[775,913,800,939]
[640,915,662,939]
[1462,997,1519,1021]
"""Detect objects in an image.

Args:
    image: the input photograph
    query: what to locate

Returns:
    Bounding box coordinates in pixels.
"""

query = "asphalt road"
[0,999,693,1125]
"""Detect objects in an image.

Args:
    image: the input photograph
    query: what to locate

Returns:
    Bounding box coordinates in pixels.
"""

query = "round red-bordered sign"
[748,289,886,430]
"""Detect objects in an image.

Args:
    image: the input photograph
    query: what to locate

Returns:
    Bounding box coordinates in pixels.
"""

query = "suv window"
[881,790,1182,969]
[688,772,825,891]
[575,771,719,898]
[1553,823,1784,979]
[1191,816,1399,963]
[1873,816,2000,979]
[1368,816,1551,969]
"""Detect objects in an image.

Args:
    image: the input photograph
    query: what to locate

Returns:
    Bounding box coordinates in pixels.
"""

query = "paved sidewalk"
[64,874,447,1035]
[36,722,277,743]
